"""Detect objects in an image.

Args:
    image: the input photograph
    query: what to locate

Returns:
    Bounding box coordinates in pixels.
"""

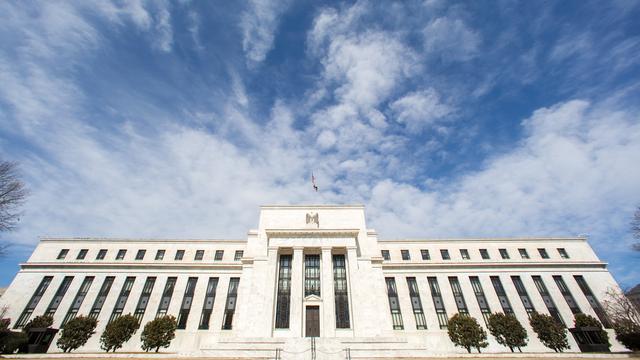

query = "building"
[0,205,627,357]
[627,284,640,313]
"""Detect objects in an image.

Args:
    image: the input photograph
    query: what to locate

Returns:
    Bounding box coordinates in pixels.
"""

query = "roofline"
[260,204,365,209]
[39,237,247,243]
[379,236,587,243]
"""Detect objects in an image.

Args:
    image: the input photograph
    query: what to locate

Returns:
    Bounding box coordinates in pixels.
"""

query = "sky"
[0,0,639,287]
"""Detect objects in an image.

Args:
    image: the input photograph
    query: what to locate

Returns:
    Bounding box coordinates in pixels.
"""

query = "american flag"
[311,172,318,192]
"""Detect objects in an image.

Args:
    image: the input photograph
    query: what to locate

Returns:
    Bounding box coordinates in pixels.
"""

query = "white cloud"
[241,0,291,64]
[423,17,480,61]
[390,89,454,133]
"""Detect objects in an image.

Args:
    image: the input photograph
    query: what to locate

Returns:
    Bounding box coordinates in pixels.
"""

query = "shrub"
[99,314,139,352]
[529,312,569,352]
[447,313,488,353]
[141,315,177,352]
[573,313,610,349]
[487,312,528,352]
[22,314,53,333]
[613,318,640,351]
[56,316,98,352]
[0,330,28,354]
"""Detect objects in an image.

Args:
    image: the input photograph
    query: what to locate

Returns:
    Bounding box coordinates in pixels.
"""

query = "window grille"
[511,276,535,316]
[553,275,581,314]
[155,250,165,260]
[234,250,243,261]
[198,277,218,329]
[449,277,468,314]
[480,249,490,259]
[275,255,292,328]
[490,276,514,314]
[333,254,350,328]
[77,249,88,260]
[135,249,146,260]
[460,249,470,260]
[96,249,107,260]
[440,249,450,260]
[57,249,69,260]
[428,277,448,329]
[420,249,430,260]
[401,250,410,260]
[381,250,390,260]
[175,250,185,260]
[14,276,53,328]
[134,277,156,324]
[558,248,570,259]
[62,276,94,327]
[194,250,204,261]
[385,277,404,330]
[305,254,321,296]
[574,275,611,328]
[177,277,198,329]
[109,277,135,323]
[156,277,177,317]
[45,276,74,317]
[469,276,491,325]
[222,278,240,330]
[214,250,224,261]
[538,248,549,259]
[116,249,126,260]
[499,249,510,259]
[532,275,564,325]
[89,276,114,319]
[518,248,530,259]
[406,277,427,329]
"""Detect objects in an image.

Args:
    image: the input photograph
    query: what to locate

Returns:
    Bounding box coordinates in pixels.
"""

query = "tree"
[529,312,569,352]
[140,315,177,352]
[487,312,528,352]
[602,287,640,350]
[22,314,53,333]
[56,316,98,353]
[99,314,139,352]
[447,313,488,353]
[573,313,610,349]
[633,206,640,251]
[0,160,28,257]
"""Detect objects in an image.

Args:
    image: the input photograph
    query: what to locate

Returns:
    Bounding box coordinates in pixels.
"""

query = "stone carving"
[306,212,319,228]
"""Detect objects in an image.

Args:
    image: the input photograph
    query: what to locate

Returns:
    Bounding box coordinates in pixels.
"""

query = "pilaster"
[290,246,304,337]
[321,246,335,337]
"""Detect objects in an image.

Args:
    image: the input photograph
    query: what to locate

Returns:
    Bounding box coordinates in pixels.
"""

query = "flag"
[311,172,318,192]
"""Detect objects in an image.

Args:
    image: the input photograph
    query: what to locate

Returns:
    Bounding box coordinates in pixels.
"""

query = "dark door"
[305,306,320,337]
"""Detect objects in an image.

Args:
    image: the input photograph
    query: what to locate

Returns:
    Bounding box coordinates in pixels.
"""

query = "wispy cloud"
[241,0,291,64]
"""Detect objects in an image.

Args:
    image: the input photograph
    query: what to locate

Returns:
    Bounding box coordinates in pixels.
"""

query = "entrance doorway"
[305,306,320,337]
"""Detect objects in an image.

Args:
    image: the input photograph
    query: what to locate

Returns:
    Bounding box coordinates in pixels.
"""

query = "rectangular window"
[234,250,243,261]
[518,248,530,259]
[401,250,410,261]
[77,249,88,260]
[89,276,115,319]
[440,249,450,260]
[116,249,127,260]
[381,250,390,260]
[449,277,469,314]
[385,277,403,330]
[96,249,107,260]
[538,248,549,259]
[109,277,135,323]
[460,249,470,260]
[221,278,240,330]
[155,250,165,260]
[275,254,292,328]
[198,277,219,330]
[406,277,427,329]
[558,248,570,259]
[305,254,321,297]
[490,276,514,314]
[194,250,204,261]
[574,275,611,328]
[45,276,74,317]
[175,250,185,260]
[499,249,510,259]
[420,249,430,260]
[214,250,224,261]
[553,275,581,314]
[428,277,448,329]
[480,249,490,259]
[135,249,146,260]
[532,275,564,325]
[14,276,53,328]
[469,276,491,325]
[62,276,94,327]
[57,249,69,260]
[333,254,350,328]
[134,277,156,323]
[157,277,177,317]
[511,276,535,316]
[177,277,198,329]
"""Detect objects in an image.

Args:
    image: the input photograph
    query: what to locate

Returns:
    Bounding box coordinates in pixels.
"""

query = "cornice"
[378,237,587,243]
[265,229,359,238]
[20,262,243,271]
[39,237,247,244]
[381,260,607,270]
[260,204,364,209]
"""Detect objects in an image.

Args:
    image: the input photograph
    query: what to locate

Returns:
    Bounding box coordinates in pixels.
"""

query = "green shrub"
[141,315,177,352]
[573,313,610,349]
[529,312,569,352]
[99,314,139,352]
[612,318,640,351]
[56,316,98,352]
[487,312,528,352]
[22,314,53,333]
[447,313,488,353]
[0,330,28,354]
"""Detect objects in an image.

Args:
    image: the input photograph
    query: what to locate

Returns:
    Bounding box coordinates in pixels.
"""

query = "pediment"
[304,294,322,302]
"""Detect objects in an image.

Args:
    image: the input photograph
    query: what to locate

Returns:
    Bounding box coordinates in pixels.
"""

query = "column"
[321,247,335,337]
[290,247,304,337]
[345,247,358,332]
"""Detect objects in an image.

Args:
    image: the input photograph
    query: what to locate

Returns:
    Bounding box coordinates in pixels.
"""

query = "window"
[234,250,243,261]
[177,277,198,329]
[157,277,177,317]
[305,254,320,297]
[499,248,510,259]
[449,277,468,314]
[135,249,146,260]
[460,249,470,260]
[221,278,240,330]
[469,276,491,325]
[109,277,135,324]
[45,276,74,317]
[479,249,490,260]
[428,277,448,329]
[134,277,156,323]
[155,250,165,260]
[175,250,184,260]
[532,275,564,325]
[490,276,514,314]
[333,254,350,328]
[440,249,450,260]
[89,276,115,319]
[538,248,549,259]
[401,250,410,261]
[214,250,224,261]
[57,249,69,260]
[116,249,127,260]
[511,276,535,316]
[62,276,94,327]
[406,277,427,329]
[518,248,529,259]
[96,249,107,260]
[574,275,611,328]
[199,277,219,330]
[14,276,53,328]
[385,277,403,330]
[77,249,88,260]
[194,250,204,261]
[557,248,570,259]
[381,250,390,260]
[553,275,581,314]
[275,255,292,328]
[420,249,430,260]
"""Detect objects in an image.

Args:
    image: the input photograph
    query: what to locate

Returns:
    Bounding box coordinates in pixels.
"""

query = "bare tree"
[0,160,28,256]
[632,206,640,251]
[602,287,640,327]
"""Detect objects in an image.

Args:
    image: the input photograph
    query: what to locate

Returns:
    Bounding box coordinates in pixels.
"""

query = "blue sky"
[1,0,639,287]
